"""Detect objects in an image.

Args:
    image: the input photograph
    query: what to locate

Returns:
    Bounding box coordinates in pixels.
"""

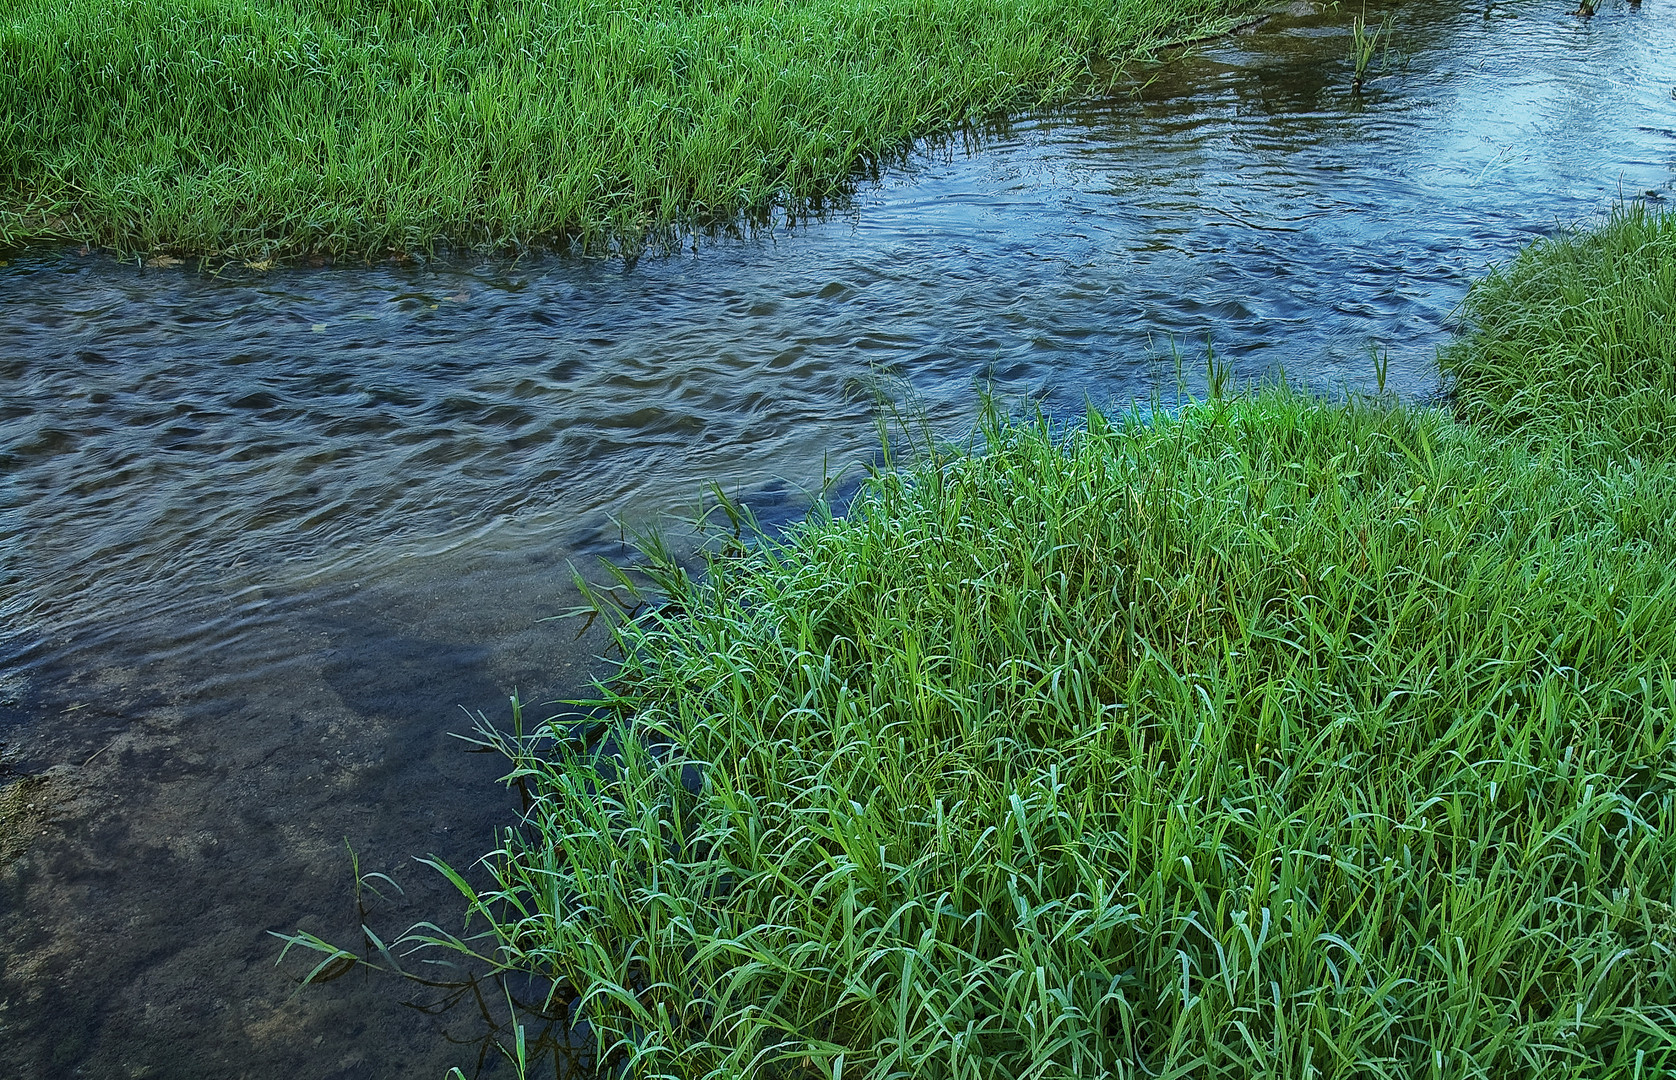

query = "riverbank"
[438,206,1676,1076]
[0,0,1256,260]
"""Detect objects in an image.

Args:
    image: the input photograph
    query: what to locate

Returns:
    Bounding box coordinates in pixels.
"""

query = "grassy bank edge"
[0,0,1262,260]
[274,204,1676,1077]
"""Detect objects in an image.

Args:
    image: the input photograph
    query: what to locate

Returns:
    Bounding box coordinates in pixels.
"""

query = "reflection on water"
[2,0,1674,1074]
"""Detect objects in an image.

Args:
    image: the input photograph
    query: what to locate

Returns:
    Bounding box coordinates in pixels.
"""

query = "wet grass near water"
[1441,203,1676,470]
[367,207,1676,1078]
[0,0,1254,259]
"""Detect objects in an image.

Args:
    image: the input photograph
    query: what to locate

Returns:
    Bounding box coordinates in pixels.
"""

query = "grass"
[1440,203,1676,470]
[367,206,1676,1079]
[0,0,1255,259]
[1348,7,1391,90]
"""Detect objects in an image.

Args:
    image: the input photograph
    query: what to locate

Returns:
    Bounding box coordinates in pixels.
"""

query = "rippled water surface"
[3,1,1675,1074]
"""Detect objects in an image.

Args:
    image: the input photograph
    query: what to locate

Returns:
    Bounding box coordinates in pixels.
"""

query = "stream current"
[3,1,1675,1075]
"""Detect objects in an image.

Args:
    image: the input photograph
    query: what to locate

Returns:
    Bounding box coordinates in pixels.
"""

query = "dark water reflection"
[2,0,1674,1074]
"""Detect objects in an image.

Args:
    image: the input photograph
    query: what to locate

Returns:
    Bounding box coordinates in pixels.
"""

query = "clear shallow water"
[2,0,1674,1074]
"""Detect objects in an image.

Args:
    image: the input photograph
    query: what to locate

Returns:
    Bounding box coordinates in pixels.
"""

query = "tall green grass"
[1441,203,1676,467]
[264,211,1676,1075]
[0,0,1253,258]
[1348,8,1391,90]
[405,208,1676,1077]
[421,378,1676,1077]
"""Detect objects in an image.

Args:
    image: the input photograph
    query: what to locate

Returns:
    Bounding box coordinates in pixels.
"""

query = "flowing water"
[3,0,1674,1074]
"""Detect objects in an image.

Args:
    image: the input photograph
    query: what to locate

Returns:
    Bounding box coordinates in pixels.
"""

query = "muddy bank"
[0,769,73,870]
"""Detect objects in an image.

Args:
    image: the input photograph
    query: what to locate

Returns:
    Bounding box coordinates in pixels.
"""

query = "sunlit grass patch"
[445,390,1676,1078]
[1441,203,1676,467]
[0,0,1256,258]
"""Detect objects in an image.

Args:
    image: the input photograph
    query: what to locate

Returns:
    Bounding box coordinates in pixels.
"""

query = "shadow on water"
[3,0,1676,1075]
[315,623,505,771]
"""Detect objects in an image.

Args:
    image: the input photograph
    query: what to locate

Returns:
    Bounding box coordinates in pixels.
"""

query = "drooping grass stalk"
[0,0,1258,259]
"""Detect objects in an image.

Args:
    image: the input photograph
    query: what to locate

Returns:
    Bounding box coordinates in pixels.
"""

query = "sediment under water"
[2,0,1674,1075]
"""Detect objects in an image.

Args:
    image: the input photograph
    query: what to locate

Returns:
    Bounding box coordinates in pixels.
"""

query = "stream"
[3,0,1675,1075]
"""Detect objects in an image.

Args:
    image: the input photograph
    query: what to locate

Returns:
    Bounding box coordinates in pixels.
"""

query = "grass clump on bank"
[0,0,1253,259]
[413,208,1676,1078]
[450,404,1676,1076]
[1441,203,1676,466]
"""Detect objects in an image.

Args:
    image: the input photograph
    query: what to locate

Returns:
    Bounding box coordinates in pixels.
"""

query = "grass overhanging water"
[281,206,1676,1078]
[0,0,1257,259]
[1440,203,1676,470]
